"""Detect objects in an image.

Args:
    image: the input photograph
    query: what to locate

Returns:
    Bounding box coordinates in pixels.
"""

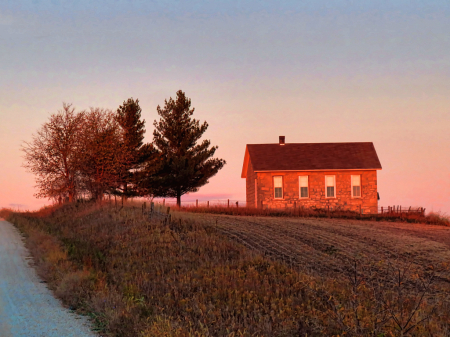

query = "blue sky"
[3,0,450,15]
[1,0,449,212]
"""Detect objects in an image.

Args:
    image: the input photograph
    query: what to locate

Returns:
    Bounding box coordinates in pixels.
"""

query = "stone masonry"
[248,166,378,214]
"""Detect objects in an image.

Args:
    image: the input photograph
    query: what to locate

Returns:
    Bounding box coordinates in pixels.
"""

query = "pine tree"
[144,90,226,206]
[116,98,154,198]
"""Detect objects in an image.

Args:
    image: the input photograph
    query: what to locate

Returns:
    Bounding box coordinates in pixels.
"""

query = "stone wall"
[253,169,379,214]
[245,160,257,207]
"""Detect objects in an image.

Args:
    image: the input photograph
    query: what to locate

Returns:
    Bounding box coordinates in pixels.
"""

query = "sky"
[0,0,449,214]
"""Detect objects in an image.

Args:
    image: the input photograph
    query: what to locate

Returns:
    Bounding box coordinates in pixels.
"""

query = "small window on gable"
[325,175,335,198]
[274,176,283,199]
[352,175,361,198]
[299,176,309,198]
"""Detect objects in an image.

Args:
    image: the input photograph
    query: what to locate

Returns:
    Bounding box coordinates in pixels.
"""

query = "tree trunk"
[177,190,181,208]
[123,183,128,201]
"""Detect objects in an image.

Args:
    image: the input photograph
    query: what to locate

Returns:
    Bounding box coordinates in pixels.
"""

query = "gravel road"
[0,219,96,337]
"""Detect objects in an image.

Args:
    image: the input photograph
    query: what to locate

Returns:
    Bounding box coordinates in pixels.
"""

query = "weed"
[2,203,449,336]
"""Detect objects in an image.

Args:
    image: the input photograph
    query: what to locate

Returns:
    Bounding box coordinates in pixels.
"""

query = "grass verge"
[1,203,449,336]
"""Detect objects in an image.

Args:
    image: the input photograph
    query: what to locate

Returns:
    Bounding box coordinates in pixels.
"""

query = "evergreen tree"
[116,98,154,198]
[144,90,226,206]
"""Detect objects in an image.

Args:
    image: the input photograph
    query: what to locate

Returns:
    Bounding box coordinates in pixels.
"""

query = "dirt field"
[183,213,450,289]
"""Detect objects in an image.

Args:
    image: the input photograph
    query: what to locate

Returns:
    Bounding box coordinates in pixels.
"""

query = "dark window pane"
[275,187,282,198]
[353,186,361,197]
[327,186,334,197]
[301,187,308,198]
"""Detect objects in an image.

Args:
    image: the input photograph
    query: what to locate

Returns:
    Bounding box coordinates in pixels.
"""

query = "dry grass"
[1,203,450,336]
[179,206,450,227]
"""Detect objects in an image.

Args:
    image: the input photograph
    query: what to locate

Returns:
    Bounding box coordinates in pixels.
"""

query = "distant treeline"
[22,90,225,206]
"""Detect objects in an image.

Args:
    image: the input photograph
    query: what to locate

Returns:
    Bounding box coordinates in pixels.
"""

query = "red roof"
[242,142,382,178]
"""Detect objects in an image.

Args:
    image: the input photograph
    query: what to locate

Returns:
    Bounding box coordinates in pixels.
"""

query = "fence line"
[152,199,248,208]
[379,205,425,216]
[112,197,425,216]
[153,200,425,215]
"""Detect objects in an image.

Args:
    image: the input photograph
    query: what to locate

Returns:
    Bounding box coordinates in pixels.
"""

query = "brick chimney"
[279,136,285,145]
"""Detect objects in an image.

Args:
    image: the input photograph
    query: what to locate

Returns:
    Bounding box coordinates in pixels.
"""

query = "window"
[255,178,258,207]
[351,175,361,198]
[325,175,335,198]
[273,176,283,199]
[299,175,309,198]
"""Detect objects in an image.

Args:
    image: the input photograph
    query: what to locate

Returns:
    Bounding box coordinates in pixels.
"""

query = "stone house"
[241,137,382,214]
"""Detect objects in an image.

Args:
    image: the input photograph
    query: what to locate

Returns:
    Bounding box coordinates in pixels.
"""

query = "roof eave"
[241,146,250,178]
[254,168,382,172]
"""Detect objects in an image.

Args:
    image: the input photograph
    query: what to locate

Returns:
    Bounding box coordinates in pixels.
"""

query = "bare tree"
[78,108,130,201]
[22,103,85,202]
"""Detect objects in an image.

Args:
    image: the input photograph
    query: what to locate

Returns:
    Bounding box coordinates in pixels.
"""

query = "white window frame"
[325,175,336,198]
[255,178,258,207]
[351,175,361,198]
[273,175,283,199]
[299,175,309,198]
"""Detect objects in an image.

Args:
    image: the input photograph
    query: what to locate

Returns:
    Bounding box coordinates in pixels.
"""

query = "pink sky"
[1,2,449,214]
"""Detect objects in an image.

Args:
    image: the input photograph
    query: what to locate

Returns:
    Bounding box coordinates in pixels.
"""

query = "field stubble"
[185,213,450,289]
[1,203,450,336]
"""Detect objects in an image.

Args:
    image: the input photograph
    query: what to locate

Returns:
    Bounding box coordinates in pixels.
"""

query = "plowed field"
[183,213,450,289]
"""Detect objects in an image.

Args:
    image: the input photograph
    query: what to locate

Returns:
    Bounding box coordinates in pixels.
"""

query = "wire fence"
[153,199,248,208]
[378,206,425,216]
[107,196,426,217]
[155,200,424,215]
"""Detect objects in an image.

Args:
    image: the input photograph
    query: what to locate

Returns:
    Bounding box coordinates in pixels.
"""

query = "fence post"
[381,206,383,214]
[163,199,165,207]
[360,205,362,216]
[228,199,230,208]
[207,201,209,208]
[236,201,239,208]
